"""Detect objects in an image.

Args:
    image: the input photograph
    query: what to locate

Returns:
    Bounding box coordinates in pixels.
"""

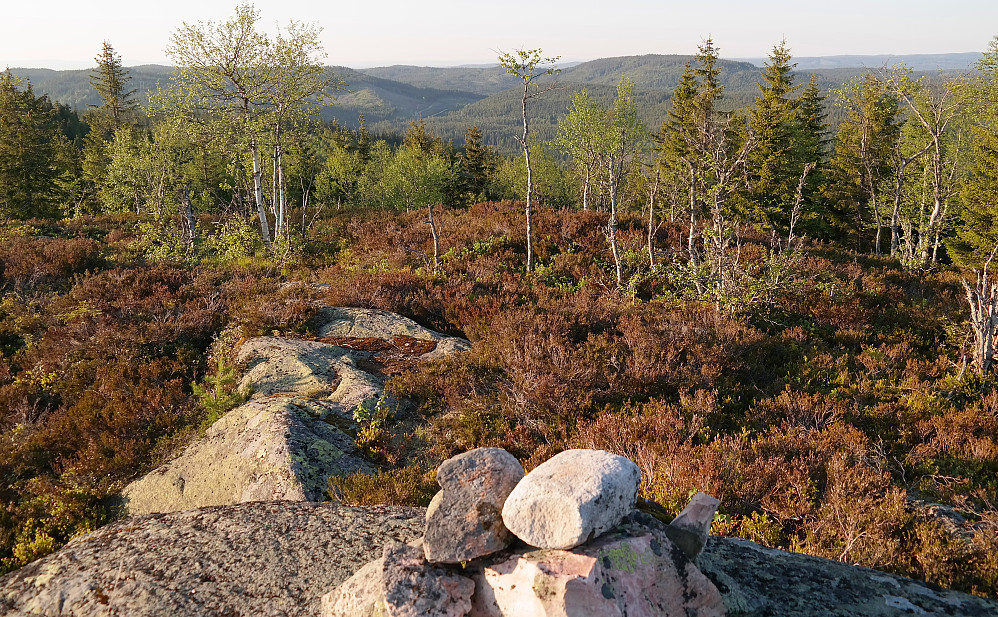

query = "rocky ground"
[2,501,995,617]
[3,307,998,616]
[0,502,424,617]
[121,307,470,516]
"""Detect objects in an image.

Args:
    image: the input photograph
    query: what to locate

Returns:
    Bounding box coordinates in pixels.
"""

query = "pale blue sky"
[4,0,997,69]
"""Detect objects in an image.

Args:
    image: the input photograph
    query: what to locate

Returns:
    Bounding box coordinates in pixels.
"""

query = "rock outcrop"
[2,501,996,617]
[121,307,471,516]
[236,336,382,407]
[122,397,371,514]
[315,307,471,361]
[698,535,998,616]
[0,502,424,617]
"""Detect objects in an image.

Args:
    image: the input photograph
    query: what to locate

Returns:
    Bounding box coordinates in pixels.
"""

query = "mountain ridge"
[8,51,977,145]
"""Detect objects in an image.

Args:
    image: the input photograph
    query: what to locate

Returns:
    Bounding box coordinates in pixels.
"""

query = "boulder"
[321,557,383,617]
[664,491,720,559]
[470,512,725,617]
[322,543,475,617]
[424,448,524,564]
[501,449,640,550]
[382,543,475,617]
[0,502,424,617]
[121,396,372,515]
[314,307,471,360]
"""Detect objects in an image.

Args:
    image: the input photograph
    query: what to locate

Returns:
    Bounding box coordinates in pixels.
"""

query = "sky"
[4,0,997,70]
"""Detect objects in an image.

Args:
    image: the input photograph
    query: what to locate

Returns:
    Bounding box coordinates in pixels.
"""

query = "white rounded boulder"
[500,449,641,550]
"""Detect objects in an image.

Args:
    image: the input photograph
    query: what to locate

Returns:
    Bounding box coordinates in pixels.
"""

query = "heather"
[2,6,998,600]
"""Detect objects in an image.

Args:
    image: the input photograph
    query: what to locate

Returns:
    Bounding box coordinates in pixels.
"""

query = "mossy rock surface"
[121,397,373,515]
[6,505,994,617]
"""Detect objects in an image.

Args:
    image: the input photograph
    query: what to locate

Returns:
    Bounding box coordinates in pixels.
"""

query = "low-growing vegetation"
[3,2,998,602]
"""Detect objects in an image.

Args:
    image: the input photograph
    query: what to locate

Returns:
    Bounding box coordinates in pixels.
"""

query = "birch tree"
[162,3,330,249]
[553,89,604,211]
[963,246,998,374]
[829,74,902,254]
[498,48,559,272]
[601,77,647,286]
[884,67,965,267]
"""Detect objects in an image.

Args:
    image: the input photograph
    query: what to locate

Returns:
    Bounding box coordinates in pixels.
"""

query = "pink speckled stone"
[470,531,724,617]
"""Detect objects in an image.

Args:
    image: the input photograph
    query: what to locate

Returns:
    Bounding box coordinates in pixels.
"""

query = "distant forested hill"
[10,52,976,150]
[8,64,485,132]
[739,52,982,71]
[322,67,484,129]
[10,65,174,109]
[358,64,520,96]
[420,55,842,150]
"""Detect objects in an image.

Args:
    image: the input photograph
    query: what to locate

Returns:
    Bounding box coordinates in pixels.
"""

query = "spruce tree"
[747,40,802,231]
[88,41,136,137]
[461,125,497,202]
[0,72,70,219]
[794,75,834,237]
[694,38,724,105]
[659,62,699,165]
[952,37,998,267]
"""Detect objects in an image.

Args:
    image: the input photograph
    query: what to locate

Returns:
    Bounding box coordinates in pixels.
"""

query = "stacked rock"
[322,448,724,617]
[500,449,641,550]
[424,448,524,563]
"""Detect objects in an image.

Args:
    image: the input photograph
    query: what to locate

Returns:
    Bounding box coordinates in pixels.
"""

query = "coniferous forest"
[2,3,998,598]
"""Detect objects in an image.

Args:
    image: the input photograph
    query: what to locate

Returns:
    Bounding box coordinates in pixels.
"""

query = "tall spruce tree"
[460,125,497,202]
[951,37,998,267]
[794,74,832,235]
[747,40,802,231]
[0,72,71,219]
[88,41,137,137]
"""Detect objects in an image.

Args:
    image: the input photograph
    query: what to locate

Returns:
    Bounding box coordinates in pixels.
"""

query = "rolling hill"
[8,52,978,151]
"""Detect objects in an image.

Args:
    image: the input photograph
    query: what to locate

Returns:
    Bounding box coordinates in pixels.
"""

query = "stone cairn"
[322,448,726,617]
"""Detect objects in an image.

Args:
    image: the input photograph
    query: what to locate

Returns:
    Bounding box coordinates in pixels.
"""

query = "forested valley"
[2,3,998,599]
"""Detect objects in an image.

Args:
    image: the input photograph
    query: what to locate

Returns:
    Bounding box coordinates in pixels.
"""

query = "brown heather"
[0,207,996,598]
